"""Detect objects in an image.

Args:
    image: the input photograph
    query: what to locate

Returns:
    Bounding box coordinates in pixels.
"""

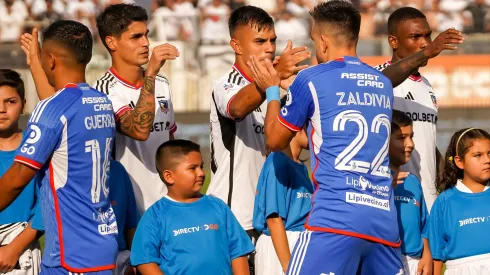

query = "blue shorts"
[286,231,403,275]
[40,265,112,275]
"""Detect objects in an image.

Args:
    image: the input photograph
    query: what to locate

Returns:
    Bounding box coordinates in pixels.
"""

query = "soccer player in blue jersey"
[130,139,254,275]
[389,110,432,275]
[253,127,313,275]
[0,70,42,274]
[246,0,464,273]
[0,20,118,274]
[430,128,490,275]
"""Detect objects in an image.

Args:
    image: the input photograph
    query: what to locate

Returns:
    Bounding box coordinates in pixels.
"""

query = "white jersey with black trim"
[94,68,177,214]
[376,61,438,211]
[207,64,267,230]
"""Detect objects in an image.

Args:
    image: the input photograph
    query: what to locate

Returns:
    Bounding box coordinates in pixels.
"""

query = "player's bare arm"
[433,260,443,275]
[0,222,42,273]
[266,214,291,273]
[248,56,295,151]
[417,238,433,275]
[229,41,310,119]
[0,162,37,211]
[20,28,56,100]
[117,43,179,141]
[137,263,165,275]
[231,256,250,275]
[382,28,464,87]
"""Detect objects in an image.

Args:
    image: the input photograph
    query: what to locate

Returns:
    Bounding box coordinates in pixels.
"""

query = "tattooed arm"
[382,28,464,87]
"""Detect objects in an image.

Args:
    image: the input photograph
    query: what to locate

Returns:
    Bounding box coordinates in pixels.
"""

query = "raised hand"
[146,43,180,76]
[20,28,41,67]
[247,55,280,92]
[424,28,464,59]
[275,40,311,80]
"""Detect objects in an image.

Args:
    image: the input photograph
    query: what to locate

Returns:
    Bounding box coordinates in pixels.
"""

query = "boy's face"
[0,85,24,132]
[232,24,276,63]
[166,151,206,196]
[389,125,414,167]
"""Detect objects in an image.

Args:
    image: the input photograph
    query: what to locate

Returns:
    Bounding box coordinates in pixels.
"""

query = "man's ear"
[320,34,329,55]
[49,54,56,70]
[230,38,242,55]
[163,169,174,186]
[388,35,398,50]
[105,36,117,52]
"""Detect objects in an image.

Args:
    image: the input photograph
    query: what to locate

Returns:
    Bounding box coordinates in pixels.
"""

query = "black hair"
[310,0,361,43]
[42,20,93,65]
[437,128,490,193]
[155,139,201,173]
[0,69,25,101]
[228,5,274,37]
[387,7,426,35]
[96,4,148,51]
[391,109,412,134]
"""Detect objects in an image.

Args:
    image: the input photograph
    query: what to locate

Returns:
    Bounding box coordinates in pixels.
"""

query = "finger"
[272,56,280,66]
[20,38,31,48]
[161,45,180,54]
[282,40,292,54]
[21,45,30,55]
[32,28,39,40]
[444,45,458,50]
[290,52,312,64]
[252,56,266,75]
[286,46,309,56]
[398,172,410,179]
[23,33,33,40]
[292,64,309,71]
[444,37,464,44]
[248,57,260,79]
[264,58,276,76]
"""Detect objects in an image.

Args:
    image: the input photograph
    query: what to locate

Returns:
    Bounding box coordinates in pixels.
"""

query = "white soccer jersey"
[94,68,177,214]
[376,61,438,211]
[207,64,267,230]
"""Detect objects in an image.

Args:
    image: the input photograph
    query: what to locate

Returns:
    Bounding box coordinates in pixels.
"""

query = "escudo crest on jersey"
[158,99,169,114]
[429,91,438,108]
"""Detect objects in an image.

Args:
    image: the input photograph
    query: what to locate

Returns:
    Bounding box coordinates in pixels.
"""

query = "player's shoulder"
[404,174,423,190]
[373,61,391,72]
[213,67,246,93]
[432,187,458,210]
[155,73,170,85]
[30,84,83,123]
[93,71,117,95]
[205,195,230,212]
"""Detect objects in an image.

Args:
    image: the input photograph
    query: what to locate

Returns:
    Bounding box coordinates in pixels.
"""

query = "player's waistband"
[445,253,490,268]
[304,224,401,248]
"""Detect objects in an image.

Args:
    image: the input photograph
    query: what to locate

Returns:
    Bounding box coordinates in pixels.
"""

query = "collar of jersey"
[162,194,207,206]
[109,67,144,89]
[233,63,253,82]
[456,179,490,193]
[386,60,422,82]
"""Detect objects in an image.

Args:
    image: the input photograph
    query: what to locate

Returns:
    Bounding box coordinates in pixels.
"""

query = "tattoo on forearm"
[382,51,426,88]
[119,75,156,136]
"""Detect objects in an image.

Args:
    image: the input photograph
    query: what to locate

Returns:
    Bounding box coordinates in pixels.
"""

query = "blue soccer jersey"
[108,160,140,251]
[393,174,429,256]
[130,195,255,275]
[279,56,399,246]
[428,183,490,261]
[14,83,118,272]
[253,152,313,235]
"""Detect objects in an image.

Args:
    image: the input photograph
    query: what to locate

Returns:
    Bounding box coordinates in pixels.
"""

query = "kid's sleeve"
[130,206,162,266]
[420,188,429,239]
[225,205,255,260]
[428,199,446,261]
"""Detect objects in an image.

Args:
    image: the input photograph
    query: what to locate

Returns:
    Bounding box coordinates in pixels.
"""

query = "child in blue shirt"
[429,128,490,275]
[0,69,42,274]
[130,139,254,275]
[253,127,313,275]
[389,110,431,275]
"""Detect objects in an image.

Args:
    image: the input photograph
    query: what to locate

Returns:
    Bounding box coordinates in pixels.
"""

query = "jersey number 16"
[85,138,112,203]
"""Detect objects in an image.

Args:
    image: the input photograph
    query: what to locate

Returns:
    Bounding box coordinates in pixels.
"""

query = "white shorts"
[113,250,130,275]
[401,255,420,275]
[255,231,301,275]
[445,253,490,275]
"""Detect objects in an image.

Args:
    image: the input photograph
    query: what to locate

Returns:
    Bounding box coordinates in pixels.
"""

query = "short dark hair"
[155,139,201,173]
[310,0,361,43]
[391,109,412,134]
[388,7,426,35]
[43,20,93,65]
[96,4,148,51]
[0,69,25,101]
[228,5,274,37]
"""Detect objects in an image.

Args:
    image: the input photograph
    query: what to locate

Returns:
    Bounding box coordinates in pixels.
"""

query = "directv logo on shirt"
[459,216,490,227]
[173,224,219,236]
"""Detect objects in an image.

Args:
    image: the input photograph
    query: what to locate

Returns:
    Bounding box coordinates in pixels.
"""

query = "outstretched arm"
[0,162,37,211]
[382,28,464,87]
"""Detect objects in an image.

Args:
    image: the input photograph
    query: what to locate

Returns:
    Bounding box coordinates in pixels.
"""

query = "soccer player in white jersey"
[375,7,442,211]
[208,5,310,239]
[93,4,179,214]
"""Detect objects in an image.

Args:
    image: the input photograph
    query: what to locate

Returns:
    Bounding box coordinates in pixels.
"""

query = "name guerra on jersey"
[82,96,116,130]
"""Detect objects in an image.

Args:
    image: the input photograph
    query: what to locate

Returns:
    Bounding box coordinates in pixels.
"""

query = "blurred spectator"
[373,0,403,35]
[34,0,63,30]
[0,0,28,43]
[434,0,466,32]
[149,0,194,42]
[66,0,97,33]
[29,0,64,18]
[464,0,490,33]
[275,10,309,51]
[200,0,229,44]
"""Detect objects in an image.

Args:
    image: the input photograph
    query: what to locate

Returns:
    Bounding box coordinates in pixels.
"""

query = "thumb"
[32,28,38,40]
[283,40,292,54]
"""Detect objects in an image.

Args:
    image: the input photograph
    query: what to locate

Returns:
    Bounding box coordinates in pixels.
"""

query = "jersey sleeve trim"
[115,106,131,121]
[226,95,237,120]
[14,156,42,170]
[169,123,177,134]
[277,115,301,132]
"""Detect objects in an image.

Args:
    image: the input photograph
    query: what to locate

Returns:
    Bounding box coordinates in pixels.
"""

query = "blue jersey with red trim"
[14,83,118,272]
[278,56,400,246]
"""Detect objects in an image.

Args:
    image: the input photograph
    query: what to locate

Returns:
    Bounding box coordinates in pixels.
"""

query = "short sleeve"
[168,97,177,135]
[124,169,140,230]
[92,80,131,121]
[14,101,64,170]
[130,206,162,266]
[225,204,255,260]
[278,72,314,132]
[420,187,429,239]
[212,76,245,120]
[428,198,446,261]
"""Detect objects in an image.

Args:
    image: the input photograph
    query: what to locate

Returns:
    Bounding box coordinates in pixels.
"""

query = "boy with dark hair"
[0,20,118,275]
[389,110,432,275]
[130,139,254,275]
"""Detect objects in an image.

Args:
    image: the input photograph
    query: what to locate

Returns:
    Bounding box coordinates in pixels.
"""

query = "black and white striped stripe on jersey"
[374,62,389,71]
[228,70,243,85]
[94,73,115,95]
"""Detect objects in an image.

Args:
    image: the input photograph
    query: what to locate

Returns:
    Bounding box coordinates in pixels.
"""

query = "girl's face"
[456,138,490,184]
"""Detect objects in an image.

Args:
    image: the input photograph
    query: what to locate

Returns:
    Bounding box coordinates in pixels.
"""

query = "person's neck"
[167,190,202,203]
[391,53,419,75]
[324,46,357,63]
[53,69,86,91]
[112,58,145,86]
[0,127,22,151]
[462,176,487,193]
